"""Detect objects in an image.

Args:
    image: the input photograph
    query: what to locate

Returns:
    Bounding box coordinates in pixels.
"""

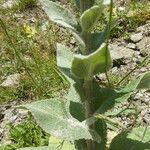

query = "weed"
[14,0,37,11]
[1,114,49,150]
[17,0,150,150]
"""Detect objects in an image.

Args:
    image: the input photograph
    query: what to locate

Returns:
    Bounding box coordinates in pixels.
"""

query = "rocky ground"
[0,0,150,147]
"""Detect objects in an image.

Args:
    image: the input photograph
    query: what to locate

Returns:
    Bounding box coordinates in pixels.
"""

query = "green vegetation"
[1,114,49,150]
[0,0,150,150]
[13,0,37,11]
[14,0,149,150]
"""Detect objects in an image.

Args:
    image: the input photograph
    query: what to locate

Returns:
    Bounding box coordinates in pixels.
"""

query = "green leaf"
[18,146,54,150]
[39,0,77,30]
[19,99,100,142]
[94,119,107,150]
[75,139,87,150]
[91,21,115,51]
[91,82,131,114]
[71,31,86,53]
[71,44,112,79]
[49,136,76,150]
[120,72,150,93]
[57,43,74,70]
[91,32,105,51]
[80,5,103,31]
[137,72,150,89]
[95,72,150,115]
[74,0,80,8]
[109,126,150,150]
[56,43,74,83]
[96,92,131,115]
[56,43,85,122]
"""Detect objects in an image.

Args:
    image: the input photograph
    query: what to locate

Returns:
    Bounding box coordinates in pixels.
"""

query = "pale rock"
[126,43,136,49]
[107,130,118,144]
[143,114,150,125]
[136,37,150,55]
[2,0,16,9]
[118,7,125,11]
[130,33,143,43]
[110,44,135,59]
[1,74,20,88]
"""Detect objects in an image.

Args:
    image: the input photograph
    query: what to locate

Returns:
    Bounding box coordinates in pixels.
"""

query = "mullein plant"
[18,0,150,150]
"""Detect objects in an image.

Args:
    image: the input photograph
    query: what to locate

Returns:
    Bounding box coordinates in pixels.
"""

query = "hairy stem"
[105,0,113,87]
[80,1,96,150]
[80,0,95,13]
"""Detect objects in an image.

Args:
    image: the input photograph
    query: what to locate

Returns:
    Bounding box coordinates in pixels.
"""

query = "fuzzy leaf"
[19,99,100,142]
[74,0,80,8]
[57,43,74,70]
[91,21,115,51]
[56,43,85,121]
[39,0,77,30]
[91,32,105,51]
[95,89,132,114]
[71,44,112,79]
[80,5,103,31]
[18,146,54,150]
[120,72,150,93]
[137,72,150,89]
[95,72,150,115]
[49,136,76,150]
[109,126,150,150]
[56,43,75,83]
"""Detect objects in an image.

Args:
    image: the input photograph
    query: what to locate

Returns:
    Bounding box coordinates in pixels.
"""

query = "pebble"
[143,114,150,125]
[1,74,20,88]
[130,33,143,43]
[126,43,136,49]
[137,37,150,55]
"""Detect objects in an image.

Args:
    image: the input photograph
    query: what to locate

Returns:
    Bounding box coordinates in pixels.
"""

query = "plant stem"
[84,79,95,150]
[80,1,96,149]
[80,0,95,13]
[105,0,113,87]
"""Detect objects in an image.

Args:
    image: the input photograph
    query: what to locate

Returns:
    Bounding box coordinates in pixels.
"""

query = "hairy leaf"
[18,146,54,150]
[80,5,103,31]
[56,43,85,121]
[95,119,107,150]
[74,0,80,8]
[120,72,150,93]
[57,43,73,70]
[71,44,112,79]
[56,43,74,83]
[49,136,75,150]
[39,0,77,30]
[91,21,116,51]
[91,32,105,51]
[109,126,150,150]
[19,99,100,142]
[95,72,150,115]
[137,72,150,89]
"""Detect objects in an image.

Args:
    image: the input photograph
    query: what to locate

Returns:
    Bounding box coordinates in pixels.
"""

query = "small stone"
[141,108,149,116]
[110,44,135,59]
[126,43,136,49]
[137,26,145,33]
[130,33,143,43]
[107,130,118,144]
[118,7,125,11]
[1,74,20,88]
[2,0,15,8]
[137,37,150,55]
[29,17,36,23]
[143,114,150,125]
